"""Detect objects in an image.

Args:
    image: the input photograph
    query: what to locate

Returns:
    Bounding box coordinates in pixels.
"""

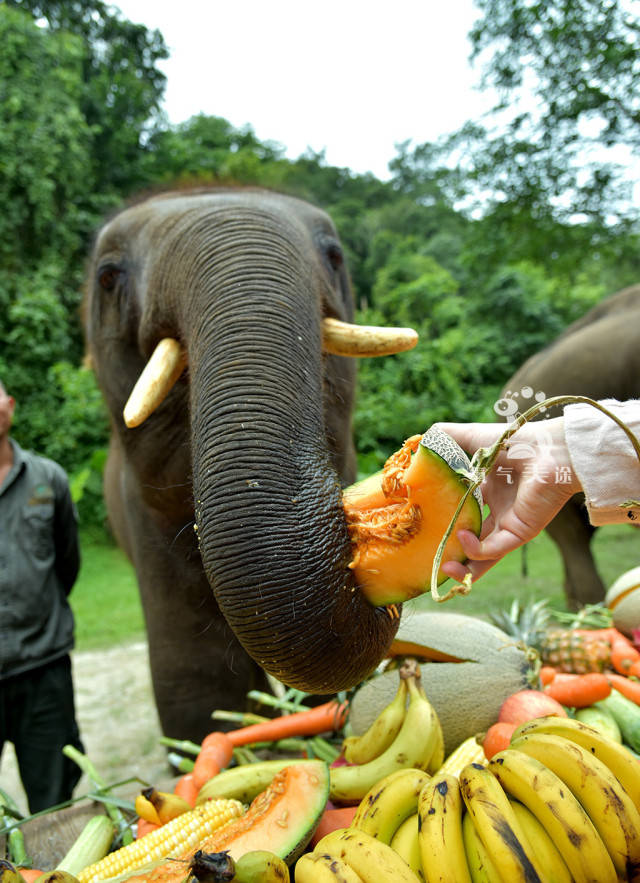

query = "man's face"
[0,387,15,439]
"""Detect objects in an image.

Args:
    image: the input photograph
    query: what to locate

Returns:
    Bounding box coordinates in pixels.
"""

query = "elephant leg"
[544,496,605,610]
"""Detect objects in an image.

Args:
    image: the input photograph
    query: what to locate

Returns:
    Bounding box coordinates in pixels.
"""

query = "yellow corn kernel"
[77,798,244,883]
[435,735,486,778]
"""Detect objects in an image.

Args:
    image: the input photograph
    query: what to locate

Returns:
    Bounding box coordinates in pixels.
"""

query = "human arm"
[52,466,81,594]
[435,415,581,582]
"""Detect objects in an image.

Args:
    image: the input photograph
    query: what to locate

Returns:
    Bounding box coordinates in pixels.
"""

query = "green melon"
[348,611,531,755]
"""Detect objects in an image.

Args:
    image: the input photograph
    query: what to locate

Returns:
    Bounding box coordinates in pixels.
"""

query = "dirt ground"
[0,641,169,816]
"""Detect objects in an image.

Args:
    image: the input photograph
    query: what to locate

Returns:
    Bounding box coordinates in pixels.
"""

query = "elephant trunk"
[184,216,397,692]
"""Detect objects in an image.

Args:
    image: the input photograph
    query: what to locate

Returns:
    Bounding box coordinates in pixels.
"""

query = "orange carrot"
[199,732,234,768]
[192,746,229,791]
[136,817,161,838]
[224,700,348,748]
[310,805,359,847]
[606,671,640,705]
[544,671,611,707]
[173,772,199,808]
[16,871,44,883]
[539,666,557,686]
[483,721,517,760]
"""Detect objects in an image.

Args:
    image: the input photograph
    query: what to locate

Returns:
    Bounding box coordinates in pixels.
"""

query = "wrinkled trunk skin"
[87,189,398,742]
[182,206,397,692]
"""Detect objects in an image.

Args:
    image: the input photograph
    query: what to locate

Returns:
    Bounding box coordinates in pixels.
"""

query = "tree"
[464,0,640,225]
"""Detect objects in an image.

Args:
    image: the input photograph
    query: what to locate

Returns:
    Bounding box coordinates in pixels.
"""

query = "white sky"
[111,0,494,180]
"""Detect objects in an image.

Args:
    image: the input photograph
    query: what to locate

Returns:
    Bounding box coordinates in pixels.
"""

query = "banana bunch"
[300,714,640,882]
[330,659,444,804]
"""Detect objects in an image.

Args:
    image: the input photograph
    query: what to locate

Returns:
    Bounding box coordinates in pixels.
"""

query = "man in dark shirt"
[0,380,84,811]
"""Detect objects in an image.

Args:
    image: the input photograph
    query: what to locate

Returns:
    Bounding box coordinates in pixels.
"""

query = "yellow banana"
[461,810,502,883]
[143,787,191,825]
[425,711,445,774]
[508,800,572,883]
[417,773,472,883]
[511,732,640,879]
[436,735,485,779]
[295,850,364,882]
[314,827,421,883]
[330,669,438,803]
[231,850,290,882]
[459,762,545,883]
[389,813,423,881]
[513,713,640,808]
[488,748,617,883]
[343,677,408,765]
[350,767,430,844]
[134,792,161,825]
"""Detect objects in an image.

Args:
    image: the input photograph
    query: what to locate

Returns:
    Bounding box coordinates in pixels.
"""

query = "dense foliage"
[2,0,639,528]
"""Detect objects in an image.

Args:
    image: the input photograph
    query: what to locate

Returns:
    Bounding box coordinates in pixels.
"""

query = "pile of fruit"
[5,599,640,882]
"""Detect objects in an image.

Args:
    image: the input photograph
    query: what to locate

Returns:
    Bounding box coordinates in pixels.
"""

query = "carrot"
[539,665,557,686]
[224,700,349,748]
[173,772,199,808]
[136,817,161,839]
[310,804,359,847]
[483,721,517,760]
[199,732,234,767]
[544,671,611,707]
[606,671,640,705]
[16,870,44,883]
[191,748,228,791]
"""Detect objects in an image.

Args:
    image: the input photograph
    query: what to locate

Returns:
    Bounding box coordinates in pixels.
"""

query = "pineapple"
[489,598,614,674]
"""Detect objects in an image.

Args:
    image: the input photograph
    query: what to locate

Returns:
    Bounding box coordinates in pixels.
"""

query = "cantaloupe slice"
[344,427,483,606]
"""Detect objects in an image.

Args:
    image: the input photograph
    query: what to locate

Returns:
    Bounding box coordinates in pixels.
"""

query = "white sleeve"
[563,399,640,526]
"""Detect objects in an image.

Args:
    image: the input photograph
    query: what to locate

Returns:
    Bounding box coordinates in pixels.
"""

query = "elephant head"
[84,187,416,739]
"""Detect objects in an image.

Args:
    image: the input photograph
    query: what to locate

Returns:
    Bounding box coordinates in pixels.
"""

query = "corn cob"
[76,798,244,883]
[434,735,485,778]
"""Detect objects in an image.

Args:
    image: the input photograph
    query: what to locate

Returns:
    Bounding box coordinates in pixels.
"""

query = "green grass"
[71,531,144,651]
[70,524,640,651]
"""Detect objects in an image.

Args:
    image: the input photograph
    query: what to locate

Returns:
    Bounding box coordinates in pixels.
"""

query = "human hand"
[434,417,582,582]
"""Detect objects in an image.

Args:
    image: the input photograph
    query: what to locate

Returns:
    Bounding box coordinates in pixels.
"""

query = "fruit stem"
[430,395,640,602]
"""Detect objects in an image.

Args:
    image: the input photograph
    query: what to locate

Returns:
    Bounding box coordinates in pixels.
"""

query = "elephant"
[84,187,417,742]
[500,283,640,610]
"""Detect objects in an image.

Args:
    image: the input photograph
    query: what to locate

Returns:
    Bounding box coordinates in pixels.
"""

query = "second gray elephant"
[502,283,640,609]
[84,188,415,742]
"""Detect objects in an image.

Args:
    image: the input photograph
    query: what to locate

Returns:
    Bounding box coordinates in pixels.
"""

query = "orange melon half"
[344,427,483,606]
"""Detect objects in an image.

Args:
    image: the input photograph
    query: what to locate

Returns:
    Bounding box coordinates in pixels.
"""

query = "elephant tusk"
[123,338,187,428]
[322,317,418,357]
[123,318,417,427]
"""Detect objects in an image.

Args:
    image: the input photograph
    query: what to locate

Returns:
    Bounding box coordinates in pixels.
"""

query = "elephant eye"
[326,242,344,272]
[98,264,123,291]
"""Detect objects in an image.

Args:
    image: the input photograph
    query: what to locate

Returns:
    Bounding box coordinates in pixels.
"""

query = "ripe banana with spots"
[313,827,421,883]
[487,748,617,883]
[425,707,445,774]
[507,799,571,883]
[329,663,439,803]
[511,732,640,879]
[350,767,430,844]
[461,810,501,883]
[295,850,364,883]
[417,773,471,883]
[513,713,640,808]
[389,813,422,880]
[343,677,407,765]
[459,762,545,883]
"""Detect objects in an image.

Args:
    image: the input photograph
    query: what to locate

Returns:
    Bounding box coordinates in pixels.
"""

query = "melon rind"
[418,427,483,512]
[605,565,640,636]
[348,611,530,755]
